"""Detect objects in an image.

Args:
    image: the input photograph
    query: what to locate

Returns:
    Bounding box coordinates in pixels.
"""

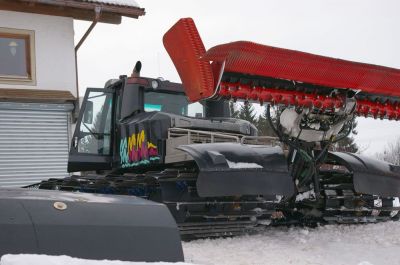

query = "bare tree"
[376,137,400,165]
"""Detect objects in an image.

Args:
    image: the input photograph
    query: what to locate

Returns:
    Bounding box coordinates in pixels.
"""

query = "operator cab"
[68,72,253,173]
[68,75,211,173]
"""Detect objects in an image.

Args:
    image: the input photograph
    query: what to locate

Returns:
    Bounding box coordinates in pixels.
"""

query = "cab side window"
[78,91,113,155]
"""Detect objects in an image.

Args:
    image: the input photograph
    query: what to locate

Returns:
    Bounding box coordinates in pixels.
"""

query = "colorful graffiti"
[120,130,160,168]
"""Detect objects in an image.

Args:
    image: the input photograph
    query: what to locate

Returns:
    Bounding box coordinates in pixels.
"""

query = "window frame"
[77,90,114,156]
[0,27,36,85]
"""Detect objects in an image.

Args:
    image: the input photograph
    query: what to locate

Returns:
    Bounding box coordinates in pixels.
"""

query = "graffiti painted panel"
[120,129,160,168]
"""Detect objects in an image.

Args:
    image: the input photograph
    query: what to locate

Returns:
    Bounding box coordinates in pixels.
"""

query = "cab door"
[68,88,115,172]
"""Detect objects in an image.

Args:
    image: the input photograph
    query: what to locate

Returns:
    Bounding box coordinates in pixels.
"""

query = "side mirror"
[83,101,93,124]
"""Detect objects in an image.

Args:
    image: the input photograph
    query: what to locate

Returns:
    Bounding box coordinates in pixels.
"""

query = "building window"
[0,28,35,85]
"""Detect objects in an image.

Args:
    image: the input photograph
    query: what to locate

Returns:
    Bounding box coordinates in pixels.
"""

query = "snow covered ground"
[2,222,400,265]
[0,255,193,265]
[184,222,400,265]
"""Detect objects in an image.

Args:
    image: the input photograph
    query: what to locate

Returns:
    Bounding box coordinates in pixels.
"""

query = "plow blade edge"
[330,152,400,197]
[177,143,295,197]
[0,188,184,262]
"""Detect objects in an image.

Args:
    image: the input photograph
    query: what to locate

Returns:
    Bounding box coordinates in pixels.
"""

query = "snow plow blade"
[329,152,400,197]
[177,143,295,197]
[0,188,184,262]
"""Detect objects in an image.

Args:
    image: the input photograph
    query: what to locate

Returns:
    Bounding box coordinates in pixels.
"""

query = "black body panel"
[330,152,400,197]
[117,111,257,170]
[178,143,295,197]
[0,188,184,262]
[68,154,112,172]
[204,99,231,118]
[118,112,171,169]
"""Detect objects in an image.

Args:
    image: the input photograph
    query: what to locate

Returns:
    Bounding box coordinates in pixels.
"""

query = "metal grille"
[0,102,73,187]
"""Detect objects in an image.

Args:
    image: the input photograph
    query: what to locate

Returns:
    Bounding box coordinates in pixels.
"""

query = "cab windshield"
[144,91,203,118]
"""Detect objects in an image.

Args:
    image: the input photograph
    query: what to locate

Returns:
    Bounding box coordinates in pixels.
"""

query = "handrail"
[240,136,279,145]
[168,128,240,143]
[168,128,281,146]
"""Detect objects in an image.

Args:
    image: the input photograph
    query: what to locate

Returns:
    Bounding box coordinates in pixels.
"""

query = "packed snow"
[295,190,316,202]
[184,222,400,265]
[226,160,263,169]
[2,222,400,265]
[0,255,193,265]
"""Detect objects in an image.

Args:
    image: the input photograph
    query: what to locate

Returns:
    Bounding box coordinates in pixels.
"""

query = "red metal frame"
[203,41,400,99]
[220,81,400,120]
[163,18,215,102]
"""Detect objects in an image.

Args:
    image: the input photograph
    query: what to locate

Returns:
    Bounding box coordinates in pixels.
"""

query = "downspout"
[73,5,102,120]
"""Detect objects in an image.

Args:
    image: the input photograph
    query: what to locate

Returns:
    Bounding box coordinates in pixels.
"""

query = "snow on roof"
[81,0,140,8]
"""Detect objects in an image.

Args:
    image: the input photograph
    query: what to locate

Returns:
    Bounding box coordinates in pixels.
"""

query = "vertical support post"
[73,6,102,120]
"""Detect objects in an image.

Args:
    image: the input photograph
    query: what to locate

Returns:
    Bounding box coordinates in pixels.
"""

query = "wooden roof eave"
[0,0,146,24]
[0,88,76,103]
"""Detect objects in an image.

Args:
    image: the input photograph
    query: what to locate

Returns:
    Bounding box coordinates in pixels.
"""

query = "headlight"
[151,80,159,89]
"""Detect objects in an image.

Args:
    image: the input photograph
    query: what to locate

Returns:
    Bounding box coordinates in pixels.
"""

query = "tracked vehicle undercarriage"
[36,130,400,239]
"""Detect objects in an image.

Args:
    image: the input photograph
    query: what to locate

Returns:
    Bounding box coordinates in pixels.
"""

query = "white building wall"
[0,10,77,97]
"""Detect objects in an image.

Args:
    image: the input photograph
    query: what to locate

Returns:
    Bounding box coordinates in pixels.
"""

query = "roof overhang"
[0,88,76,103]
[0,0,145,24]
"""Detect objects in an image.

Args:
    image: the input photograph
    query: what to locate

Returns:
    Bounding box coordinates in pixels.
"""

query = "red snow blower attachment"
[164,18,400,121]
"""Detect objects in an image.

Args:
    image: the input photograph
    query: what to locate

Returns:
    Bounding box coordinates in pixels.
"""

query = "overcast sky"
[74,0,400,156]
